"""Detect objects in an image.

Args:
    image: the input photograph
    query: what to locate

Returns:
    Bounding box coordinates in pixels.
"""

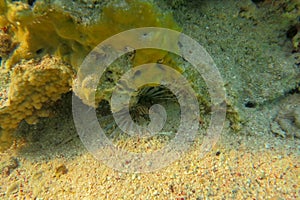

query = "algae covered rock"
[0,0,179,69]
[0,31,14,58]
[0,55,73,150]
[0,0,181,149]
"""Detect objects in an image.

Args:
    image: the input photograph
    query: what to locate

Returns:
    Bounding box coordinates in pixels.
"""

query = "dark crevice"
[286,82,300,95]
[251,0,265,4]
[287,25,298,39]
[28,0,36,7]
[36,48,44,55]
[244,101,257,108]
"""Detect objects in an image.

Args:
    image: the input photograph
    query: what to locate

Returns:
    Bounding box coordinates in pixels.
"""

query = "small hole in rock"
[28,0,36,6]
[245,101,257,108]
[36,48,44,55]
[251,0,265,3]
[287,26,298,39]
[134,70,141,77]
[287,83,300,94]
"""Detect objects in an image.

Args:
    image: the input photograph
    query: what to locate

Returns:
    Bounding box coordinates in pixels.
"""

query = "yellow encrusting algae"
[0,0,180,149]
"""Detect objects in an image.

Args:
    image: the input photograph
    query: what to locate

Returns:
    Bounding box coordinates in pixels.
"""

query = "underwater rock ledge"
[0,0,300,150]
[0,0,182,149]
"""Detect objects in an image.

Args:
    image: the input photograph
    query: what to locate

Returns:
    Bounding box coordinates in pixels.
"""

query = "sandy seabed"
[0,127,299,199]
[0,94,299,199]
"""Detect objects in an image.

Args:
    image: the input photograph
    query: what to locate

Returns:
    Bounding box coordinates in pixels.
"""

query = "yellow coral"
[0,31,13,57]
[0,55,73,150]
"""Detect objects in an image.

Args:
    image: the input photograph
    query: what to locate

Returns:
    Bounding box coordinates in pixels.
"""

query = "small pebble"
[55,164,68,177]
[265,143,271,149]
[6,181,19,195]
[1,157,19,177]
[153,190,159,196]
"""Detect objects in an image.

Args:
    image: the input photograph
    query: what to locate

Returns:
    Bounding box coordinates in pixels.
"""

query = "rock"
[273,94,300,139]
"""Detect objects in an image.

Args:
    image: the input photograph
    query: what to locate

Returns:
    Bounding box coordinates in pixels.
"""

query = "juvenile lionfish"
[97,85,179,141]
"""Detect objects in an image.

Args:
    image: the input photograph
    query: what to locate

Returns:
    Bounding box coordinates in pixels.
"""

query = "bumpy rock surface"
[0,0,180,149]
[0,56,73,149]
[271,93,300,138]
